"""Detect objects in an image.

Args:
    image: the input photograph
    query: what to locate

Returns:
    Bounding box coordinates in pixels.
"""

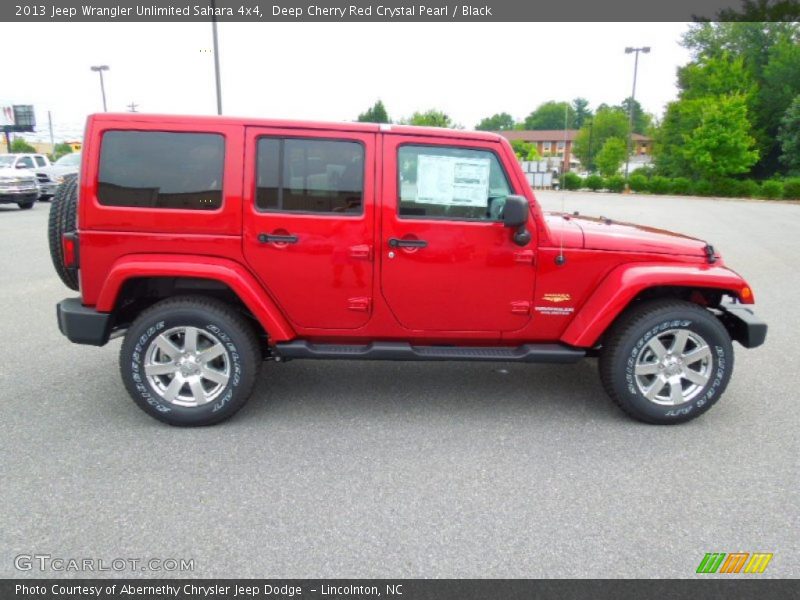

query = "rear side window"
[98,131,224,210]
[35,156,46,167]
[256,137,364,214]
[398,145,511,221]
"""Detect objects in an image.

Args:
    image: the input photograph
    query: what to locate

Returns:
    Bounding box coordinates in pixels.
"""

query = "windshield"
[0,155,15,168]
[55,153,81,167]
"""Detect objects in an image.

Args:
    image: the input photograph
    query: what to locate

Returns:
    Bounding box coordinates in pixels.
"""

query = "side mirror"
[502,195,532,247]
[502,195,528,228]
[16,163,28,169]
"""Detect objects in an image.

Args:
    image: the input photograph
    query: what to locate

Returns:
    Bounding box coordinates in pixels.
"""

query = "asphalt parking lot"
[0,192,797,579]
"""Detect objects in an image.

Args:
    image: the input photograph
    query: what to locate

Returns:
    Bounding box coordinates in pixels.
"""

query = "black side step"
[274,341,585,364]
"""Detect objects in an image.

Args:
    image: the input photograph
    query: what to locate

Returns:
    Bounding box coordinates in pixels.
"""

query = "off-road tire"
[599,299,734,424]
[47,174,79,290]
[120,296,262,426]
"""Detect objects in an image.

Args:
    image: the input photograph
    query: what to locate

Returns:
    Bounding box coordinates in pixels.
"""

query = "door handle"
[258,233,299,244]
[388,238,427,248]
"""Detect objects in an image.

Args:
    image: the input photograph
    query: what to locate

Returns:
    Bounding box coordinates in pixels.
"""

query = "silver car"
[36,152,81,200]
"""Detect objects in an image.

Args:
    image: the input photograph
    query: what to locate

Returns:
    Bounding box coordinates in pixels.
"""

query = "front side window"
[98,131,224,210]
[17,156,34,168]
[256,137,364,214]
[398,145,512,221]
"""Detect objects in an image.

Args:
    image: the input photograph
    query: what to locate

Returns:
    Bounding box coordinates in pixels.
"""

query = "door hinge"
[347,297,371,312]
[349,244,373,260]
[514,249,535,265]
[510,301,531,315]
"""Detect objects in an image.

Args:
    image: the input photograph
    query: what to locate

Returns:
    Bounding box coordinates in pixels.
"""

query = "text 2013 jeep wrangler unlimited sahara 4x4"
[50,114,766,426]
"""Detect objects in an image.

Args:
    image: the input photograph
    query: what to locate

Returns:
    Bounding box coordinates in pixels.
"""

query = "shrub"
[605,175,626,193]
[628,173,649,193]
[760,179,784,199]
[738,179,760,198]
[648,176,671,195]
[584,174,603,191]
[692,180,713,196]
[710,178,742,197]
[669,177,692,195]
[562,172,582,191]
[783,178,800,200]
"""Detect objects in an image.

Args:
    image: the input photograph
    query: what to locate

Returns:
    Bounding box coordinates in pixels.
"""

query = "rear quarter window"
[97,131,224,210]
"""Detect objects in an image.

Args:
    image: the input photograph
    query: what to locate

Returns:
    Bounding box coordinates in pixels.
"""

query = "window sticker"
[416,155,490,206]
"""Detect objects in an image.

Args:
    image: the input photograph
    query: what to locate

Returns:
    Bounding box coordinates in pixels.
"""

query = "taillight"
[62,232,78,268]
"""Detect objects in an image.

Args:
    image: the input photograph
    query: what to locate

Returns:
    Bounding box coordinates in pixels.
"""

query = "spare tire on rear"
[48,174,79,291]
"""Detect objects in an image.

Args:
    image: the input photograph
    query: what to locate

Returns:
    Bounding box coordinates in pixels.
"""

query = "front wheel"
[17,200,34,209]
[120,297,262,426]
[599,299,734,424]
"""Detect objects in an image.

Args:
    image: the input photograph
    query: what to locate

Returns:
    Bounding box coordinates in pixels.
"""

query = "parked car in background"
[36,152,81,200]
[0,167,38,210]
[0,153,50,171]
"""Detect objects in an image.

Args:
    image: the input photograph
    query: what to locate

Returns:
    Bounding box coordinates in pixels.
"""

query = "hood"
[545,213,712,258]
[0,167,35,178]
[39,164,79,177]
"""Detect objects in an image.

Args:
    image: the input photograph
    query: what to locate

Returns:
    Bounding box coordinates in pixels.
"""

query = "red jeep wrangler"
[50,114,766,426]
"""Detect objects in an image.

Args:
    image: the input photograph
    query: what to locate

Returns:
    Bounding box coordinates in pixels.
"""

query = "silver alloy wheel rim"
[143,326,230,408]
[634,328,713,406]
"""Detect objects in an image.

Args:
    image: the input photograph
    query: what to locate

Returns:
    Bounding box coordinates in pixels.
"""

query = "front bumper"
[57,298,113,346]
[0,190,38,204]
[718,303,767,348]
[38,182,58,196]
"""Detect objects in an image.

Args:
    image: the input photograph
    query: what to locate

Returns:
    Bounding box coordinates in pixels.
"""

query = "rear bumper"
[718,303,767,349]
[57,298,113,346]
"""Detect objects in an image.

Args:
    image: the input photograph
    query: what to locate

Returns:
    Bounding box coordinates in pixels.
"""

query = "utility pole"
[90,65,110,111]
[623,46,650,181]
[211,0,223,115]
[48,111,55,155]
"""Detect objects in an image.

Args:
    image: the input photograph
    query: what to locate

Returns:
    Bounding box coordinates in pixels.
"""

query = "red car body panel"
[74,113,756,349]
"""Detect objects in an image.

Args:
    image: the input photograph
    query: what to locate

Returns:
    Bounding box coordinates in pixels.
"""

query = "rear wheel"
[47,174,79,290]
[120,296,262,426]
[599,299,733,424]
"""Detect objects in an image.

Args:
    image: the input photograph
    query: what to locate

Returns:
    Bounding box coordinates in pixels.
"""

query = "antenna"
[556,195,566,265]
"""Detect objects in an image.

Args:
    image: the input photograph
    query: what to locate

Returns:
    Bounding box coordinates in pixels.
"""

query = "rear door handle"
[258,233,299,244]
[388,238,427,248]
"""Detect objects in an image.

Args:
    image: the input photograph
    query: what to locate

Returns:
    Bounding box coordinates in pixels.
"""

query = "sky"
[1,21,693,141]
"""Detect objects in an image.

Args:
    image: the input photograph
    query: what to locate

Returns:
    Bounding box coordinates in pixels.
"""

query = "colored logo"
[542,293,571,303]
[696,552,773,574]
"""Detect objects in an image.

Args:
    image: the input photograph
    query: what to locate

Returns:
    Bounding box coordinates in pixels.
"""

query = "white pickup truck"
[0,154,42,209]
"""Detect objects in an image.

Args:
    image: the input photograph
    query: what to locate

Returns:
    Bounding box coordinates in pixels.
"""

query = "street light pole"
[623,46,649,180]
[90,65,110,112]
[211,0,223,115]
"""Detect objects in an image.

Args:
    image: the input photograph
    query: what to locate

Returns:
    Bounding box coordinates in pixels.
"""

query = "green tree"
[679,20,800,176]
[681,95,759,179]
[654,98,706,177]
[572,97,592,128]
[778,94,800,174]
[357,100,390,123]
[523,101,575,130]
[52,142,73,161]
[595,137,628,177]
[572,107,630,171]
[9,137,36,153]
[475,112,516,131]
[510,139,540,161]
[404,109,456,128]
[619,97,652,134]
